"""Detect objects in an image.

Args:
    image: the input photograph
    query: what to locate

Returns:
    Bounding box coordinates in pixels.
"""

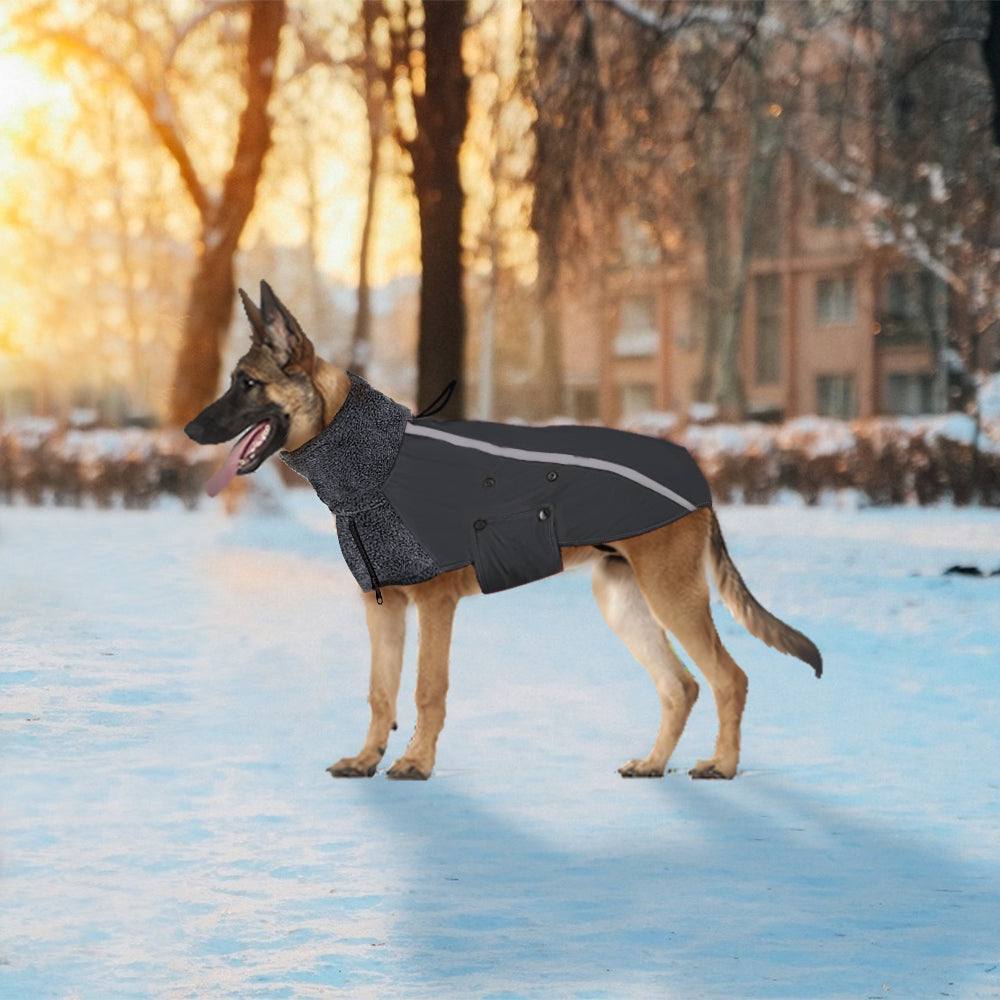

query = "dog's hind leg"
[623,513,749,780]
[592,556,700,778]
[328,588,407,778]
[387,589,457,781]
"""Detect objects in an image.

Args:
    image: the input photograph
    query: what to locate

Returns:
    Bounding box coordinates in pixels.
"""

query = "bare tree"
[802,0,1000,405]
[529,1,605,417]
[983,0,1000,146]
[22,0,286,425]
[351,2,385,377]
[168,2,285,424]
[528,0,775,418]
[378,0,471,417]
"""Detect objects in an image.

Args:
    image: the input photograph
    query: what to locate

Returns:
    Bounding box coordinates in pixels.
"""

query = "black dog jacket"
[280,373,712,600]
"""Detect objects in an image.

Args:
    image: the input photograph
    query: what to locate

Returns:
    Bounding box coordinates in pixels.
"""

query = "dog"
[185,282,822,781]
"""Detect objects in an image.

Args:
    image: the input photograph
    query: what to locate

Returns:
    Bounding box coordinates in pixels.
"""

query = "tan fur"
[708,511,823,677]
[260,353,820,782]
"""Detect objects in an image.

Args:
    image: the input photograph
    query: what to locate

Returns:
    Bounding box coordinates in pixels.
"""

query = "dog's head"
[185,281,326,495]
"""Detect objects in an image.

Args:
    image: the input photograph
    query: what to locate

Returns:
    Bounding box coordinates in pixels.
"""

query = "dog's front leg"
[387,592,456,780]
[328,588,406,778]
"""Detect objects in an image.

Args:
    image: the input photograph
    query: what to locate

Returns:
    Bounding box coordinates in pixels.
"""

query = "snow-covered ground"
[2,497,999,999]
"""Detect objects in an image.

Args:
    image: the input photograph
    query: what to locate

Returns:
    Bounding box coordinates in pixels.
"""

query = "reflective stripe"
[405,422,696,511]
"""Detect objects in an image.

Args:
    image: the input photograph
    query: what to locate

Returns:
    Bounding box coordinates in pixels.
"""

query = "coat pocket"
[471,506,563,595]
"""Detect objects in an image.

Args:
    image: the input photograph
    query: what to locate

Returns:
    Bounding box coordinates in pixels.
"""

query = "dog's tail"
[707,509,822,678]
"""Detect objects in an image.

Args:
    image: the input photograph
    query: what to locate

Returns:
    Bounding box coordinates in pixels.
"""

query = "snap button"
[537,507,550,521]
[546,470,558,482]
[483,476,495,488]
[473,518,488,531]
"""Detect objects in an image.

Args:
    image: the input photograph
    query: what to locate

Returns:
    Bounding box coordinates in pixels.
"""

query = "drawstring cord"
[414,379,457,419]
[349,520,383,605]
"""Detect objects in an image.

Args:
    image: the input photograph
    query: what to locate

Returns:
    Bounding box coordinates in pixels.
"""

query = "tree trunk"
[695,177,728,405]
[106,105,146,409]
[168,0,285,426]
[304,141,329,356]
[531,112,567,418]
[409,0,470,418]
[983,0,1000,146]
[353,5,383,377]
[716,101,785,419]
[536,255,564,418]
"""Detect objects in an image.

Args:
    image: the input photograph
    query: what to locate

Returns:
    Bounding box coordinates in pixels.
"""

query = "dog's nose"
[184,418,205,443]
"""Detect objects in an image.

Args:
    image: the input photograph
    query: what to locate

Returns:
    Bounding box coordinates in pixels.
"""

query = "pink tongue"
[204,422,269,497]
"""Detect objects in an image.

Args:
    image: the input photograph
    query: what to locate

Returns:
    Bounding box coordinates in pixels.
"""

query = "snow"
[917,162,948,204]
[4,415,58,444]
[910,412,978,447]
[60,427,156,463]
[620,410,679,436]
[2,499,1000,998]
[774,416,856,457]
[68,408,98,429]
[979,372,1000,422]
[687,401,718,423]
[682,421,775,458]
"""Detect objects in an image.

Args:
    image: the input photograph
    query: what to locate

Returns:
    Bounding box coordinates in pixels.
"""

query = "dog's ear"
[257,280,315,373]
[239,288,265,342]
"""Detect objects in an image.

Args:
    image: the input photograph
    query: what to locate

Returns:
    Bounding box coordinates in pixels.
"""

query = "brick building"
[566,166,955,426]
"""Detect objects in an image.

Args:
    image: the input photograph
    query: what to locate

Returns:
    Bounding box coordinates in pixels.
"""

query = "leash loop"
[414,379,457,419]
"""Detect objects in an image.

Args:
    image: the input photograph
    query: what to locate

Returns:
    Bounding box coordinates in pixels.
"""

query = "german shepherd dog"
[185,283,822,781]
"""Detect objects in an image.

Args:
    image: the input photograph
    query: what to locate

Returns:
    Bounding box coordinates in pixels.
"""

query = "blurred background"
[6,8,1000,995]
[1,0,998,509]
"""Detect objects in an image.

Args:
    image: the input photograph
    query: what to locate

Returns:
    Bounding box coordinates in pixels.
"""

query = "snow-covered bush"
[664,411,1000,507]
[1,409,999,508]
[0,421,216,509]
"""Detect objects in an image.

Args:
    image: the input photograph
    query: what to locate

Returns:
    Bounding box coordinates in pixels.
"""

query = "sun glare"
[0,52,71,129]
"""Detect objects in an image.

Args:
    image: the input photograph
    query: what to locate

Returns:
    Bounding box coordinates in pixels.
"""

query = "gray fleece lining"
[278,372,442,591]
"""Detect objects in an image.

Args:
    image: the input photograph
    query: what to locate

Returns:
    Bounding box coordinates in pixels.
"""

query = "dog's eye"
[240,375,260,391]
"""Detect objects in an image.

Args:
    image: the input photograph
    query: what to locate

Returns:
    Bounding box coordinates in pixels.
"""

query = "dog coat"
[280,372,712,601]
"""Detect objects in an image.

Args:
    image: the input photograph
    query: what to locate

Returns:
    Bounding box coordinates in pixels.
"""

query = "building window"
[886,373,933,415]
[814,180,852,228]
[619,383,656,417]
[815,274,856,325]
[614,294,659,358]
[884,271,913,318]
[816,375,857,418]
[754,273,782,385]
[879,269,941,342]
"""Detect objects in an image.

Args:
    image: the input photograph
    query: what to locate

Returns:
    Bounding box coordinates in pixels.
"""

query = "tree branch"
[794,144,967,294]
[165,0,247,72]
[212,0,286,244]
[604,0,762,40]
[20,26,211,219]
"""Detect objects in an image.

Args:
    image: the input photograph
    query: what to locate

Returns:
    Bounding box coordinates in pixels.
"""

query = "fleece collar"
[279,371,411,515]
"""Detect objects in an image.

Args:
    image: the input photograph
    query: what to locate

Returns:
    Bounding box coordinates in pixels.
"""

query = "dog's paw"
[386,756,431,781]
[688,757,737,780]
[618,758,665,778]
[327,752,380,778]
